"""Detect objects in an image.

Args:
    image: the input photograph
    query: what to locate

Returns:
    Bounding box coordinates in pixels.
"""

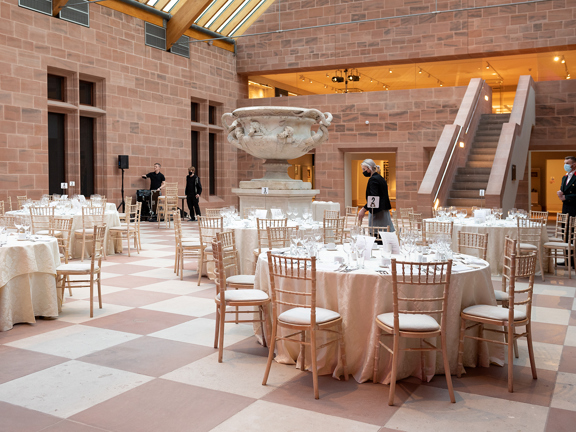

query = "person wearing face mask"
[358,159,394,232]
[557,156,576,218]
[185,166,202,221]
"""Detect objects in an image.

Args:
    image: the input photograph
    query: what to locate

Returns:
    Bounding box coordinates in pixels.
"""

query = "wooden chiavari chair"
[242,207,266,219]
[118,196,133,223]
[198,216,224,285]
[174,212,202,281]
[29,206,55,235]
[457,231,489,260]
[323,217,345,244]
[0,201,4,216]
[529,210,548,223]
[549,213,569,242]
[324,209,339,219]
[253,218,288,270]
[17,195,28,209]
[158,186,178,228]
[373,259,455,405]
[206,208,225,217]
[517,218,545,280]
[109,202,139,257]
[75,205,105,261]
[458,250,538,393]
[543,215,575,279]
[262,252,348,399]
[422,220,454,245]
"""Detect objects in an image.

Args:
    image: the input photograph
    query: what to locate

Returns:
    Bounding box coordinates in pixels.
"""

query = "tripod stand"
[117,168,125,213]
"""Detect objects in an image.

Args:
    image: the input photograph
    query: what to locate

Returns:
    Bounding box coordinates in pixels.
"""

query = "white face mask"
[565,163,573,173]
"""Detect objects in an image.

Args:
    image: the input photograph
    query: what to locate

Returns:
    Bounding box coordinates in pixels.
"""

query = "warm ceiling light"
[459,142,465,148]
[418,68,422,74]
[309,79,313,84]
[554,56,560,61]
[389,68,392,73]
[562,58,566,64]
[484,95,489,101]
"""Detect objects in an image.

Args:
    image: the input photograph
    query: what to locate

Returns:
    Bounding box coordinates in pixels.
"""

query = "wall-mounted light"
[459,141,465,148]
[484,95,489,101]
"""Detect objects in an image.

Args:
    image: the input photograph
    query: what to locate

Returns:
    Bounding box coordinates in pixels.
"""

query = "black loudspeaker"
[118,155,129,169]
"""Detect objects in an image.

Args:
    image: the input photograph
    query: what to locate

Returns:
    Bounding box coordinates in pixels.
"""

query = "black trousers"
[186,195,201,219]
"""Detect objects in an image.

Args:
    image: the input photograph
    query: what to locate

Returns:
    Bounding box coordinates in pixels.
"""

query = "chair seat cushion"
[227,274,255,285]
[110,225,136,231]
[182,237,199,243]
[216,289,269,302]
[279,307,340,325]
[376,312,440,332]
[493,290,509,301]
[203,245,213,253]
[74,229,95,234]
[519,243,537,250]
[36,230,62,236]
[182,242,202,248]
[548,237,563,242]
[544,241,568,247]
[57,263,100,273]
[462,304,526,321]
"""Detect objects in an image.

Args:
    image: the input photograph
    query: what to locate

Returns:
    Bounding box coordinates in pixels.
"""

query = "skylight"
[194,0,217,24]
[147,0,159,6]
[162,0,180,12]
[216,0,251,33]
[228,0,265,36]
[204,0,235,28]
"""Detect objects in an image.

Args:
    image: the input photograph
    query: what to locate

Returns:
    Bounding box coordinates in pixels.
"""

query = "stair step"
[470,148,497,155]
[446,198,487,207]
[457,167,491,175]
[468,154,495,162]
[451,181,489,190]
[474,135,500,142]
[476,129,503,135]
[473,141,499,149]
[450,190,486,199]
[467,161,494,168]
[481,114,510,121]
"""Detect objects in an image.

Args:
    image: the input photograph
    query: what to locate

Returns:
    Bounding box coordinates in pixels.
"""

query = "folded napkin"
[451,262,471,273]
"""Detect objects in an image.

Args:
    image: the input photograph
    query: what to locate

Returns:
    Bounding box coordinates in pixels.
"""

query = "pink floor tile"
[70,379,254,432]
[99,289,178,308]
[78,336,215,377]
[545,407,576,432]
[0,319,73,345]
[531,322,568,345]
[102,275,167,289]
[0,346,68,384]
[97,264,159,275]
[533,294,574,310]
[83,308,193,335]
[39,420,112,432]
[225,336,270,358]
[0,401,61,432]
[558,346,576,374]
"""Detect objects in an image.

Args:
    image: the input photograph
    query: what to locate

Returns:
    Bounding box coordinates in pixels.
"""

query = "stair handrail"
[485,76,536,214]
[417,78,492,217]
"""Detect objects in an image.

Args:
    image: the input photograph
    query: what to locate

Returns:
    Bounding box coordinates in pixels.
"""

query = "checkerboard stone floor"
[1,222,576,432]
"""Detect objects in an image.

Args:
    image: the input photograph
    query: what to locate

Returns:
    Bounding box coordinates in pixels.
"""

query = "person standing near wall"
[142,163,166,221]
[558,156,576,218]
[358,158,395,232]
[185,166,202,221]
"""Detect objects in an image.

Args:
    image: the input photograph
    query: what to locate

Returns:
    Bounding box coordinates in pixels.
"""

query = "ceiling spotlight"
[300,75,305,82]
[554,56,560,62]
[568,74,572,80]
[562,58,566,64]
[370,79,373,83]
[309,79,313,84]
[389,68,392,73]
[326,73,330,78]
[418,68,422,74]
[486,63,490,69]
[347,68,360,82]
[331,70,344,83]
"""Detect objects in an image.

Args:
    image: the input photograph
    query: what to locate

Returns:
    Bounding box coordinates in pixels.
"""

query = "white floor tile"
[141,296,215,317]
[515,305,571,326]
[135,268,184,280]
[150,318,253,347]
[209,400,380,432]
[565,326,576,347]
[163,350,303,399]
[512,340,563,372]
[63,286,127,300]
[135,250,175,258]
[385,386,548,432]
[533,284,575,297]
[57,300,133,323]
[5,325,141,359]
[0,360,152,418]
[129,258,176,268]
[551,372,576,412]
[137,280,212,295]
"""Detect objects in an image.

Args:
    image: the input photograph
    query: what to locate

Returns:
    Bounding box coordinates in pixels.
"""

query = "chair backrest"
[173,211,183,243]
[323,217,345,244]
[256,218,288,253]
[552,213,569,241]
[17,196,27,209]
[81,205,105,230]
[517,218,543,246]
[206,208,224,217]
[125,196,133,208]
[0,215,16,231]
[324,209,339,219]
[408,212,423,232]
[90,224,107,269]
[243,207,266,219]
[133,201,142,226]
[422,220,453,244]
[361,225,389,238]
[0,201,4,216]
[390,259,452,331]
[505,249,537,323]
[216,230,240,277]
[529,210,548,222]
[457,231,488,260]
[266,226,294,250]
[198,216,224,246]
[29,206,55,235]
[54,217,73,263]
[502,235,517,281]
[267,252,317,325]
[344,206,359,229]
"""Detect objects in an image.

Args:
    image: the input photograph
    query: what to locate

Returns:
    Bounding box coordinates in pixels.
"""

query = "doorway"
[344,152,396,208]
[529,150,569,214]
[48,112,66,195]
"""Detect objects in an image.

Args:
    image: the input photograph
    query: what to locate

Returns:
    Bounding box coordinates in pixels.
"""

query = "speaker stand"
[117,168,125,213]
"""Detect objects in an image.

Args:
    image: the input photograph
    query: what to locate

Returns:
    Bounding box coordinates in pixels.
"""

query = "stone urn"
[222,106,332,189]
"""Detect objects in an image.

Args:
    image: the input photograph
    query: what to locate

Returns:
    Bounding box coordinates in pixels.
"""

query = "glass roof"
[141,0,275,38]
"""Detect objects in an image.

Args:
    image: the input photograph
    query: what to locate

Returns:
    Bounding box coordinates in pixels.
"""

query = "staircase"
[446,113,510,208]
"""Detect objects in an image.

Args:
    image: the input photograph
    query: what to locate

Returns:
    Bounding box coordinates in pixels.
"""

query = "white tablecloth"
[428,218,549,275]
[229,220,321,274]
[0,236,60,331]
[254,248,503,383]
[312,201,340,221]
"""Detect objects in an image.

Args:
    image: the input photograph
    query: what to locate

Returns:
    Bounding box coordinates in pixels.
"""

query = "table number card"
[367,196,380,208]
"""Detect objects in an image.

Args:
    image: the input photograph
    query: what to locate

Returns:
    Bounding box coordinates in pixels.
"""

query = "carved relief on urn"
[222,106,332,189]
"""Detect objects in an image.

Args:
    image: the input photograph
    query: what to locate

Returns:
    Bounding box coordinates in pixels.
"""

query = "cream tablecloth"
[0,236,60,331]
[254,248,504,384]
[429,218,549,275]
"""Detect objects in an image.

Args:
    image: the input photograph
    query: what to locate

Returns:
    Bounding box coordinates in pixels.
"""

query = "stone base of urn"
[232,188,320,217]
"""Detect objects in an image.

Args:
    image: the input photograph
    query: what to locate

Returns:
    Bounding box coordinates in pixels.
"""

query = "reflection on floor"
[0,222,575,432]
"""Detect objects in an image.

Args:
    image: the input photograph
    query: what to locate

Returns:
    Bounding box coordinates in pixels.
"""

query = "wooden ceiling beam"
[166,0,213,50]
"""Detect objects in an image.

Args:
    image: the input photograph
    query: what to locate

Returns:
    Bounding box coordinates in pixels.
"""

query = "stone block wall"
[236,85,467,210]
[0,0,246,208]
[236,0,576,74]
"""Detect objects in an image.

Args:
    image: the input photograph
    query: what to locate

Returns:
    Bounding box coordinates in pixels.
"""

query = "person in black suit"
[185,166,202,221]
[557,156,576,218]
[358,159,395,232]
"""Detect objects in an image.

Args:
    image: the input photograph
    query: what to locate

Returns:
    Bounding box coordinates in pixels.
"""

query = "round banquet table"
[426,218,549,275]
[0,235,61,331]
[8,204,121,258]
[227,219,321,274]
[254,247,504,384]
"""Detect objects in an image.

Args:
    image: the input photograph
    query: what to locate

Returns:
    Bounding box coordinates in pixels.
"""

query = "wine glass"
[14,216,23,234]
[22,216,31,238]
[350,225,360,243]
[342,238,353,266]
[289,231,298,255]
[355,236,366,268]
